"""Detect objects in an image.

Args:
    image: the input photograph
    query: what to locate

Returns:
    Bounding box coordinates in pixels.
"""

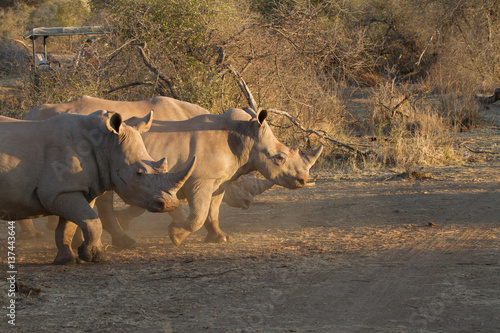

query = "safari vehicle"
[22,26,110,70]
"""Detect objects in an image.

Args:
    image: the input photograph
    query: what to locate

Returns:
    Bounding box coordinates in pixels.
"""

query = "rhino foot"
[205,232,231,244]
[112,235,137,249]
[168,223,190,246]
[78,243,106,263]
[53,253,81,265]
[92,250,107,263]
[18,230,44,240]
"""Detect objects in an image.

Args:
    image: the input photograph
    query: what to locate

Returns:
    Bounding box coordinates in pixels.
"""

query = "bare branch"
[102,38,137,67]
[226,61,374,157]
[226,63,259,112]
[275,56,314,110]
[378,86,423,118]
[134,42,179,99]
[265,108,373,157]
[12,38,30,51]
[415,34,434,66]
[106,81,153,94]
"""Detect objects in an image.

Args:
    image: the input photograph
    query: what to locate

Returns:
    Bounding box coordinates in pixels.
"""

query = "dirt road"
[1,147,499,332]
[0,97,499,332]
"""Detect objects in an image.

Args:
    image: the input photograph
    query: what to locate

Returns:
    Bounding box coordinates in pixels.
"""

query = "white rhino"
[129,108,323,245]
[22,96,322,246]
[0,111,194,263]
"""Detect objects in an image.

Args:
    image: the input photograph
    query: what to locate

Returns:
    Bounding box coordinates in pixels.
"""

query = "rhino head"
[233,108,323,189]
[95,110,194,212]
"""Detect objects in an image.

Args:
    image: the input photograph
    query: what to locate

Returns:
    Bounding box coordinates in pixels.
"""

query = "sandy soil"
[0,103,499,332]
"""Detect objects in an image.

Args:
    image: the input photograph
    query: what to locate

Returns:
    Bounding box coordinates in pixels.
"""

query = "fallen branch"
[461,143,499,155]
[150,267,242,281]
[474,88,500,105]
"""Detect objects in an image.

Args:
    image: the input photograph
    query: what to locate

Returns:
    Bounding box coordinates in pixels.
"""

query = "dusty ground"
[0,92,499,332]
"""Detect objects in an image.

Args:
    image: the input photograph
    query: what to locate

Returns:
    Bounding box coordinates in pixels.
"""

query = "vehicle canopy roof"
[23,26,110,39]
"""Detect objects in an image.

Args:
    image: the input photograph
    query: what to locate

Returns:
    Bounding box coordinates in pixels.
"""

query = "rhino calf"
[0,111,193,264]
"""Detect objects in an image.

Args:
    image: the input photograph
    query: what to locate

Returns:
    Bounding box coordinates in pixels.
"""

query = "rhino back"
[25,95,209,121]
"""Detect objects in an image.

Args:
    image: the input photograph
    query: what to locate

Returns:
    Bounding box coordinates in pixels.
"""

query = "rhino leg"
[54,218,80,265]
[115,205,146,231]
[46,215,58,230]
[168,183,214,246]
[71,228,84,248]
[204,193,230,243]
[51,193,105,263]
[96,192,137,249]
[168,207,186,224]
[17,219,44,239]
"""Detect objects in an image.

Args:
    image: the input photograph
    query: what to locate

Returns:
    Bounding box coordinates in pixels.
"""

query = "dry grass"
[363,80,468,169]
[0,0,497,174]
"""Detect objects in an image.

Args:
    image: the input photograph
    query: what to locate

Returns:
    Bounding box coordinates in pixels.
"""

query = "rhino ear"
[106,111,123,134]
[257,109,267,126]
[131,111,154,134]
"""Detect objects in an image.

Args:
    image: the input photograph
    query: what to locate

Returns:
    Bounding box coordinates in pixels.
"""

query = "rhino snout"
[295,175,309,188]
[289,173,309,189]
[296,177,307,188]
[148,197,179,213]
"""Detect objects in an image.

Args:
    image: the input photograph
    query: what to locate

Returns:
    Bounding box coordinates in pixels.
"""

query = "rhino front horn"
[303,145,323,168]
[169,156,196,193]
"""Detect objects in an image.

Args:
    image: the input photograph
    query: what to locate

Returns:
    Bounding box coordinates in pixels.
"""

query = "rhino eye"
[273,154,287,165]
[136,170,144,177]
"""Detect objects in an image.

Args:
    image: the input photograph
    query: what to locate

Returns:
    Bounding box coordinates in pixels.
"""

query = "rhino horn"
[131,111,154,133]
[154,157,168,173]
[303,145,323,168]
[168,156,196,193]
